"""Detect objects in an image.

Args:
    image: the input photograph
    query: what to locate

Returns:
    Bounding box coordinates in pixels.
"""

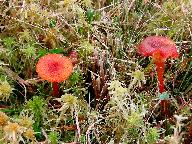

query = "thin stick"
[74,107,81,142]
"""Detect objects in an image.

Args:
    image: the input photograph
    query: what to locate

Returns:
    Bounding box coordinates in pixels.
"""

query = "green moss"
[48,131,60,144]
[146,127,160,144]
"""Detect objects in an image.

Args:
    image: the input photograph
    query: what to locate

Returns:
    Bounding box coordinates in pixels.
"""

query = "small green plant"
[26,96,46,140]
[21,43,36,58]
[2,37,16,49]
[145,127,160,144]
[48,131,60,144]
[69,71,83,86]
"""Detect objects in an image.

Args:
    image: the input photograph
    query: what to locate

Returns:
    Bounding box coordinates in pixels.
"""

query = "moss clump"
[0,80,13,101]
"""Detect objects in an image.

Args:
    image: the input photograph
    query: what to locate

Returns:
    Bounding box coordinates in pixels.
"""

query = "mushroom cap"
[36,54,73,82]
[138,36,178,60]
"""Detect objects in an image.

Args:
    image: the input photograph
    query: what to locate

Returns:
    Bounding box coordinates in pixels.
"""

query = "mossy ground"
[0,0,192,143]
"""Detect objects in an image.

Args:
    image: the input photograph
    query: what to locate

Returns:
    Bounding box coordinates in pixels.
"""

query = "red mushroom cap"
[138,36,178,60]
[36,54,73,82]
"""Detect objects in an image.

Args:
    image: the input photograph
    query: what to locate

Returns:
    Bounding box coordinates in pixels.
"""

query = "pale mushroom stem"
[52,82,59,97]
[155,61,168,116]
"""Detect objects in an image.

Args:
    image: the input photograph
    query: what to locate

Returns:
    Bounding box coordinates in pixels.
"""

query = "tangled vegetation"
[0,0,191,143]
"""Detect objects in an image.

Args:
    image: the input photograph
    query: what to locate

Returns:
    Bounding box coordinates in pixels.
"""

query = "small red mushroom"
[36,54,73,97]
[138,36,178,116]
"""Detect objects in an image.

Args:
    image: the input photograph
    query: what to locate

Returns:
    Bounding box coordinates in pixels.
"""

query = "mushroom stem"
[155,61,165,93]
[155,61,169,116]
[52,82,59,97]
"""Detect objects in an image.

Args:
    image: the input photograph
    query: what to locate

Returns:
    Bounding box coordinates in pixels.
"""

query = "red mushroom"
[36,54,73,97]
[138,36,178,115]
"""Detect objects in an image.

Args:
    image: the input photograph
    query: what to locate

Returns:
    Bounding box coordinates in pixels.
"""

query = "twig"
[74,106,81,142]
[86,123,95,144]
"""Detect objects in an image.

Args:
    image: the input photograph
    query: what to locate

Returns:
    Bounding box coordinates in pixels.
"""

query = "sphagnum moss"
[3,122,23,143]
[0,1,191,143]
[0,112,9,127]
[23,128,35,142]
[0,80,13,100]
